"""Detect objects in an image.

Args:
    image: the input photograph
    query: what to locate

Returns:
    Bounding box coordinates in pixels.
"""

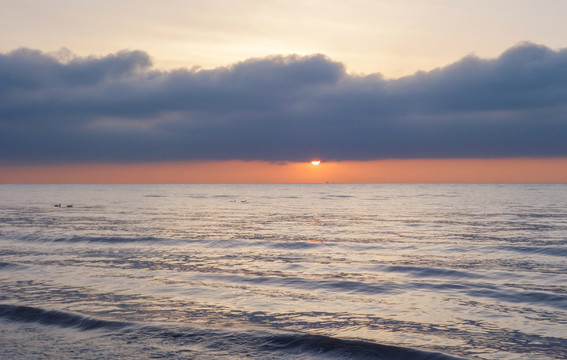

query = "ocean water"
[0,184,566,359]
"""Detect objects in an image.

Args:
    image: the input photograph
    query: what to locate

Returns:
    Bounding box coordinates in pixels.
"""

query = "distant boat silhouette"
[54,204,61,207]
[66,204,73,208]
[241,200,247,203]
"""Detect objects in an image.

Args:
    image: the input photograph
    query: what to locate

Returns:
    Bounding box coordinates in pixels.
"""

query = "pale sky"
[2,0,567,77]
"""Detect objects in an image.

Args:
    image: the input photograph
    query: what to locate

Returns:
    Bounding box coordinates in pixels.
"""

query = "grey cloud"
[1,42,567,164]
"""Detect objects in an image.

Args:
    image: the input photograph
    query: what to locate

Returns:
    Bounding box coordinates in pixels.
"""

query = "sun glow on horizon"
[2,158,567,183]
[311,160,321,166]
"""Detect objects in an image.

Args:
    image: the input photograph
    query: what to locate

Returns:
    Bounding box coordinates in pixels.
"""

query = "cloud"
[1,42,567,164]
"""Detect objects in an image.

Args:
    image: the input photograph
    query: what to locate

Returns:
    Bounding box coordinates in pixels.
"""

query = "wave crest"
[0,304,131,331]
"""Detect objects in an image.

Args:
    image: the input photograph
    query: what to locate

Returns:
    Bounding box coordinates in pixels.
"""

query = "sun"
[311,160,321,166]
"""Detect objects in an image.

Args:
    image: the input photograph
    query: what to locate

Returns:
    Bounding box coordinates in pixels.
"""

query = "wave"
[465,287,567,310]
[0,304,465,359]
[384,265,485,279]
[267,240,328,249]
[3,233,270,247]
[6,233,169,244]
[0,304,131,331]
[0,262,19,269]
[258,333,467,359]
[496,245,567,257]
[4,233,338,249]
[53,235,162,243]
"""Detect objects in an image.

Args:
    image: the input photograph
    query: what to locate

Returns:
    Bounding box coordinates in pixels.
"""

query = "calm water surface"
[0,184,566,359]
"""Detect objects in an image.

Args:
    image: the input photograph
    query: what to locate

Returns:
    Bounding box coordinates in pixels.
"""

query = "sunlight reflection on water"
[1,184,566,359]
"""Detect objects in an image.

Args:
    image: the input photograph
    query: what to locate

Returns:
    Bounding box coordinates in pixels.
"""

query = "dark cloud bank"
[1,42,567,164]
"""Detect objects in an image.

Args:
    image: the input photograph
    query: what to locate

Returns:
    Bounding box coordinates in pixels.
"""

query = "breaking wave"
[0,304,465,359]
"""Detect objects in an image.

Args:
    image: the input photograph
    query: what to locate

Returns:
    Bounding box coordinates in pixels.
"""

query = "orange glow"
[311,160,321,166]
[1,158,567,183]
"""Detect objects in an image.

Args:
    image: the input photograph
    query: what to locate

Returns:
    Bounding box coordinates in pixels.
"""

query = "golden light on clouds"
[3,0,567,78]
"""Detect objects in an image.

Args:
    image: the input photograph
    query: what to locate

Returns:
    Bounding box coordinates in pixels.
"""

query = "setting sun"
[311,160,321,165]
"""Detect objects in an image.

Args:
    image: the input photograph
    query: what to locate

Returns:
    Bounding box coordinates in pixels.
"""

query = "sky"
[1,0,567,183]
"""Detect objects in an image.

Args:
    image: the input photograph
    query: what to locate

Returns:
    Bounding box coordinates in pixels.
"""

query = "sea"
[0,184,566,359]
